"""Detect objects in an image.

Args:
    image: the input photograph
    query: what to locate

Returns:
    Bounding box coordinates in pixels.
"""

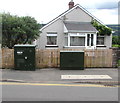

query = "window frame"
[87,34,94,47]
[64,33,87,47]
[70,36,85,46]
[46,33,57,46]
[96,36,105,46]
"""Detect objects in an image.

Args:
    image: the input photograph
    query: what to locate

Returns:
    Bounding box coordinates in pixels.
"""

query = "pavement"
[0,68,119,86]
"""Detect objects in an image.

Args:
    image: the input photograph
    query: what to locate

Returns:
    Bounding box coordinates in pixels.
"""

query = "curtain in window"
[97,37,104,45]
[47,36,57,45]
[70,37,85,46]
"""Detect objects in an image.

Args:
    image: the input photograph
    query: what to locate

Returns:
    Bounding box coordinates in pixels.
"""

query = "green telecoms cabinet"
[14,45,36,71]
[60,51,84,70]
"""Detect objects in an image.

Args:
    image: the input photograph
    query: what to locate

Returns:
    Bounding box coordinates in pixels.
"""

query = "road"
[1,82,118,101]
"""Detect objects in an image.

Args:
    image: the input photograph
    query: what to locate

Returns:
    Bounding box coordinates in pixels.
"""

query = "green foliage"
[2,13,41,48]
[112,44,120,47]
[91,20,112,35]
[112,36,120,45]
[112,35,120,47]
[118,60,120,66]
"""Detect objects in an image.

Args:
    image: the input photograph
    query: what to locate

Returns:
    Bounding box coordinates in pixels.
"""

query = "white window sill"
[96,45,105,46]
[64,46,85,48]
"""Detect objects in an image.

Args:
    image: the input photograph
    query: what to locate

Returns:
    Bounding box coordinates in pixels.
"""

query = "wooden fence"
[2,48,14,68]
[1,48,113,69]
[84,49,113,67]
[36,49,60,68]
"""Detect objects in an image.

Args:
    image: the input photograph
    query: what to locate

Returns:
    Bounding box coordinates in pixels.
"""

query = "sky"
[0,0,119,24]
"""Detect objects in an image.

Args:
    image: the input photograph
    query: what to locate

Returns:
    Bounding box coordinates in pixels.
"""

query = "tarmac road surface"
[1,82,118,101]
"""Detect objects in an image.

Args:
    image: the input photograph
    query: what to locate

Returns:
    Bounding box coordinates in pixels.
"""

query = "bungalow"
[36,0,112,50]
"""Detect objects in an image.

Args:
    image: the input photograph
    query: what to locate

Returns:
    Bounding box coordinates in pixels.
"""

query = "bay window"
[64,33,86,47]
[64,33,96,48]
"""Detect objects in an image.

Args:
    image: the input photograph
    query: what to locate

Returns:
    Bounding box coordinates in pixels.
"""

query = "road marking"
[61,75,112,79]
[0,82,118,88]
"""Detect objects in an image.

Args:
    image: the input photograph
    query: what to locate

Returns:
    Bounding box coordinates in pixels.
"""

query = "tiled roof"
[64,21,97,32]
[40,4,104,31]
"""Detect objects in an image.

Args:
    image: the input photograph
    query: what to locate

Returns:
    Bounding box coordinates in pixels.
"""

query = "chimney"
[68,0,74,9]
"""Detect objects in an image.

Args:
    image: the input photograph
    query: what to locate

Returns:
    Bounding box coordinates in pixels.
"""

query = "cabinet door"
[60,52,84,69]
[25,48,35,70]
[15,47,35,70]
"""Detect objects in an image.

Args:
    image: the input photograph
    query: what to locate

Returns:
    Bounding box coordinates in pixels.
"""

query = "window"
[87,34,90,46]
[91,34,93,46]
[97,36,104,45]
[47,36,57,45]
[70,36,85,46]
[64,33,86,47]
[47,33,57,45]
[87,34,94,46]
[65,36,68,46]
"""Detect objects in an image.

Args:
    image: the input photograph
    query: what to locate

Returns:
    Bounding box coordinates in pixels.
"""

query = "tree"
[112,36,119,44]
[2,13,41,48]
[91,20,112,35]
